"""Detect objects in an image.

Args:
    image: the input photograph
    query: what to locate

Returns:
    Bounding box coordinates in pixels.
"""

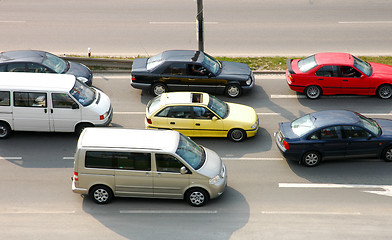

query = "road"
[0,73,392,240]
[1,0,392,56]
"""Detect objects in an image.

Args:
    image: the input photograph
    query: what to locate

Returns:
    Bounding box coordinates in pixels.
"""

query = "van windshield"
[176,133,205,170]
[70,80,95,106]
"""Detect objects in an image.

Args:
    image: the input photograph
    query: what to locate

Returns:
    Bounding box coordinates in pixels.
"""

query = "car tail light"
[146,118,152,124]
[131,76,136,81]
[100,114,104,120]
[283,140,290,150]
[74,172,79,181]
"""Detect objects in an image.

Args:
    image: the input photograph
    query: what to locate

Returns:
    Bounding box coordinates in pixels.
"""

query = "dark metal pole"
[197,0,204,52]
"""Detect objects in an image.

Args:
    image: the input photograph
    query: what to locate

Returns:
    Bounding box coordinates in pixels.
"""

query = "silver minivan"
[72,128,227,206]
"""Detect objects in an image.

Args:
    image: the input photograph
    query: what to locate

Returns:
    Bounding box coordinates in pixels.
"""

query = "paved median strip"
[261,210,361,216]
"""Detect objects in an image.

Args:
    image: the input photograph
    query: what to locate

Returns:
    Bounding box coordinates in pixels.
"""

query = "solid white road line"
[2,157,22,160]
[120,210,217,214]
[261,211,361,216]
[222,157,283,161]
[62,157,74,160]
[339,21,392,24]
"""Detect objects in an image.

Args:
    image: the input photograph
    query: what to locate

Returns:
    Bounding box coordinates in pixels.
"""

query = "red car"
[286,53,392,99]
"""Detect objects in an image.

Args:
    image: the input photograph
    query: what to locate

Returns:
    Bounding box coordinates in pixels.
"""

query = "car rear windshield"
[176,133,205,170]
[291,114,316,136]
[147,95,162,115]
[298,55,318,72]
[147,53,163,71]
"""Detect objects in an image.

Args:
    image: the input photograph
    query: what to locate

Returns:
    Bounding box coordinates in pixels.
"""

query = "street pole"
[196,0,204,52]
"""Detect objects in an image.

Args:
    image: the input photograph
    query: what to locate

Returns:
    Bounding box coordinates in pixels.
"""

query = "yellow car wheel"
[228,128,246,142]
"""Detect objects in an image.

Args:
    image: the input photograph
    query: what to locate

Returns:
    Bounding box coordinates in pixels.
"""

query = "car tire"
[376,84,392,99]
[305,85,322,99]
[186,188,209,207]
[152,82,168,96]
[382,146,392,162]
[0,122,11,139]
[302,151,321,167]
[75,123,94,136]
[228,128,246,142]
[225,84,242,98]
[90,185,113,204]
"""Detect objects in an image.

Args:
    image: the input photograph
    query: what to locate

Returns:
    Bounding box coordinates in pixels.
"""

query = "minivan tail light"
[74,172,79,181]
[283,140,290,150]
[146,118,152,124]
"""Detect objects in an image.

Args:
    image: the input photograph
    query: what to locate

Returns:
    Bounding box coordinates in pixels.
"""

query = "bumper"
[131,82,152,90]
[72,180,88,195]
[96,106,113,127]
[246,125,259,138]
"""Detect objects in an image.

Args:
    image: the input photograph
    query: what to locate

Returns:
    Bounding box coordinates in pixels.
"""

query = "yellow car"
[145,92,259,141]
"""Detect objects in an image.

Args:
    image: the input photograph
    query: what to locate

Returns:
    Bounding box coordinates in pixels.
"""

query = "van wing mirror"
[180,166,188,174]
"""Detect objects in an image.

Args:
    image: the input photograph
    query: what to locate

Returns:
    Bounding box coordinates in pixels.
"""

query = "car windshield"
[69,80,96,106]
[291,114,317,136]
[202,53,221,75]
[207,94,228,118]
[356,112,380,135]
[42,52,68,73]
[147,95,162,115]
[298,55,318,72]
[146,53,163,71]
[353,55,372,76]
[175,133,205,170]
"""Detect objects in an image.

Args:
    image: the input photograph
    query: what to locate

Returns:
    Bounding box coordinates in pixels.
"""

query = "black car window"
[155,154,184,173]
[0,64,6,72]
[342,126,372,139]
[0,91,10,106]
[193,106,214,119]
[315,65,339,77]
[52,93,76,109]
[7,63,26,72]
[188,64,208,76]
[167,106,192,119]
[14,92,47,108]
[340,66,361,78]
[162,63,187,75]
[320,126,340,139]
[27,63,52,73]
[156,107,171,117]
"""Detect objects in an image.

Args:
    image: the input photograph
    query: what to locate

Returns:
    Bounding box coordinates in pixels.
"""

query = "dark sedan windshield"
[42,52,68,74]
[356,113,380,135]
[202,53,221,75]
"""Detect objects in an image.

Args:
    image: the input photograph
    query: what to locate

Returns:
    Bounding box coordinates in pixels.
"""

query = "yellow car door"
[192,106,225,137]
[155,106,195,136]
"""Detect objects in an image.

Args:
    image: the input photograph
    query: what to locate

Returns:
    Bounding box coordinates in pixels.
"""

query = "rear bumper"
[131,82,151,90]
[72,180,88,195]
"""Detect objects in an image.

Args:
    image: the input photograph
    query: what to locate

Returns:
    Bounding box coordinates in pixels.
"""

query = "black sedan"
[131,50,254,98]
[0,50,93,86]
[275,110,392,166]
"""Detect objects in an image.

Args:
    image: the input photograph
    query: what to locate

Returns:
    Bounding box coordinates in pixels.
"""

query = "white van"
[72,128,227,207]
[0,72,112,138]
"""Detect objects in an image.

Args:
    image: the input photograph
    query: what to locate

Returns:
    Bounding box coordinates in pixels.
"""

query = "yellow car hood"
[225,102,258,126]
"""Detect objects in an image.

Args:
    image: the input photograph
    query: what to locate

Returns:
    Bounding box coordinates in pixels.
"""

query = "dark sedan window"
[7,63,26,72]
[0,64,5,72]
[315,66,339,77]
[162,63,187,75]
[342,126,372,139]
[27,63,52,73]
[308,126,340,140]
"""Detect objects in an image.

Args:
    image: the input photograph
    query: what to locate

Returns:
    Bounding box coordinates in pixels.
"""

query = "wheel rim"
[306,86,320,99]
[227,85,240,97]
[379,86,392,99]
[385,148,392,161]
[154,85,166,95]
[0,126,7,138]
[94,189,109,203]
[304,153,319,166]
[189,191,205,206]
[231,129,244,141]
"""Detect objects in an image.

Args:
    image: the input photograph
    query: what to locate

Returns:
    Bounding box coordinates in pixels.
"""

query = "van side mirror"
[72,103,79,109]
[180,166,188,174]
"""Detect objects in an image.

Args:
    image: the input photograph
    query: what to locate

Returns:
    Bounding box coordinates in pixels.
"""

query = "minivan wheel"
[0,122,11,139]
[186,188,209,207]
[382,146,392,162]
[225,84,241,98]
[305,85,322,99]
[228,129,246,142]
[302,151,321,167]
[152,83,168,96]
[91,185,113,204]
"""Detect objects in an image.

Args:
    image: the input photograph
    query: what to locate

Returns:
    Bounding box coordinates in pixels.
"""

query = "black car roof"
[0,50,46,63]
[309,110,362,128]
[161,50,203,63]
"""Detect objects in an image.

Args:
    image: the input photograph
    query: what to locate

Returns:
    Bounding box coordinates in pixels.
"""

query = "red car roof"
[314,52,354,66]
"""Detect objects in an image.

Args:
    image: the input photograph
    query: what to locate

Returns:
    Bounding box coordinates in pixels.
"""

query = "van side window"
[52,93,76,108]
[0,91,10,106]
[117,152,151,171]
[155,154,184,173]
[85,151,114,169]
[14,92,47,108]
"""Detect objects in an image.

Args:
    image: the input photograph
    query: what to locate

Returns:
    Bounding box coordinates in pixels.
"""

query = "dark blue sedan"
[275,110,392,166]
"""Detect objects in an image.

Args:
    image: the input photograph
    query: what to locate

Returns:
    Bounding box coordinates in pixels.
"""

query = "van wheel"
[90,185,113,204]
[0,122,11,139]
[186,188,209,207]
[228,129,246,142]
[75,123,94,135]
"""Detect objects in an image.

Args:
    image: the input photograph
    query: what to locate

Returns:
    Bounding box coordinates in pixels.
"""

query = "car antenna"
[140,42,150,57]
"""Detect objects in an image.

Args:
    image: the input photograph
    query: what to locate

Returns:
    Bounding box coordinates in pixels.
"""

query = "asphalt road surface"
[0,73,391,240]
[0,0,392,56]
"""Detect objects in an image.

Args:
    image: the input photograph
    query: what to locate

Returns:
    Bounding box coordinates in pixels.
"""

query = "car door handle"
[188,78,196,81]
[195,123,200,126]
[343,79,348,82]
[318,78,324,81]
[162,77,170,80]
[170,122,175,125]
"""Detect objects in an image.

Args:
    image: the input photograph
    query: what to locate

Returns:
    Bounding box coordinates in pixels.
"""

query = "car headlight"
[246,76,252,85]
[251,122,258,129]
[209,174,223,185]
[77,77,88,83]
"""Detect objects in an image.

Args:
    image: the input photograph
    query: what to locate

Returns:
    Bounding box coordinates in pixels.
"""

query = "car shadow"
[81,186,250,240]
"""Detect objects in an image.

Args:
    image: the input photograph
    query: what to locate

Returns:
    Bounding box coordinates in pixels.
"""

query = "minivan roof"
[78,128,180,153]
[0,72,76,91]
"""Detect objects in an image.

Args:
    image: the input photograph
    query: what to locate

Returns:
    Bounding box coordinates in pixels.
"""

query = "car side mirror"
[72,103,79,109]
[180,166,188,174]
[360,75,366,78]
[212,116,218,121]
[208,72,214,78]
